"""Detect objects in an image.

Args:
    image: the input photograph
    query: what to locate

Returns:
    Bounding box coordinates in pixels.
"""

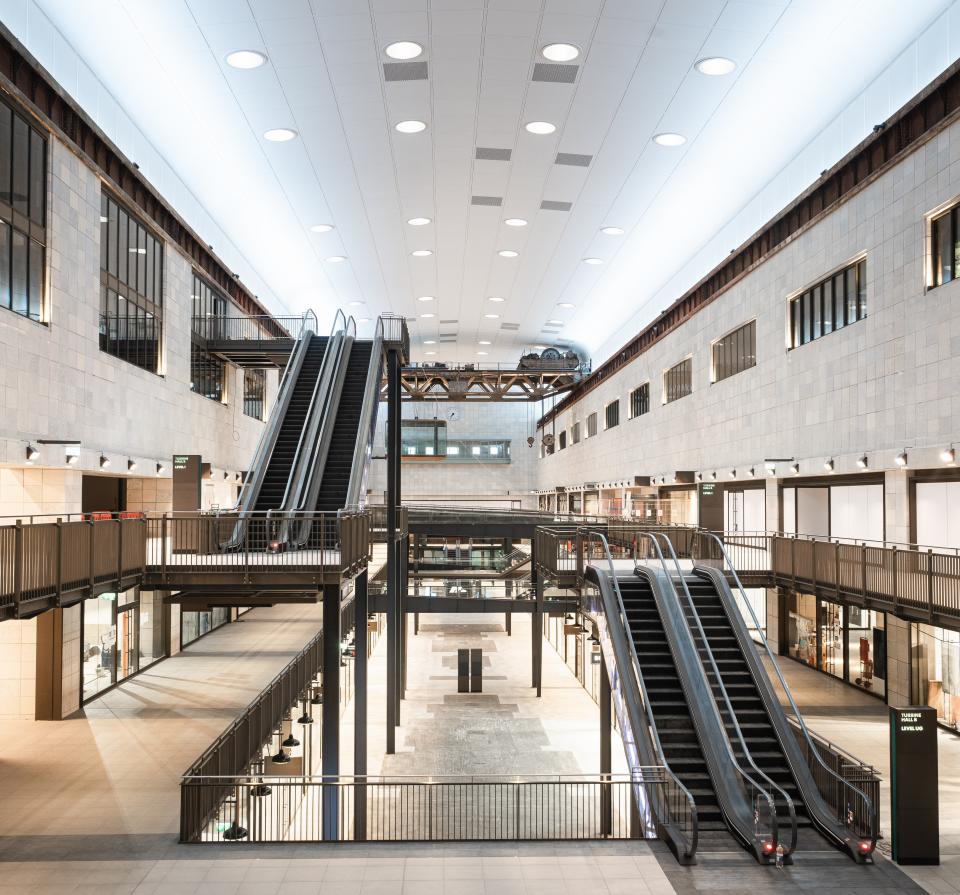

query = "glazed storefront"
[782,591,886,699]
[911,623,960,732]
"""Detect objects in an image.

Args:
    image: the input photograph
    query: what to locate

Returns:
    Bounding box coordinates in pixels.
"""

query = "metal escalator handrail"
[344,316,386,510]
[581,530,698,863]
[647,532,798,858]
[693,529,878,855]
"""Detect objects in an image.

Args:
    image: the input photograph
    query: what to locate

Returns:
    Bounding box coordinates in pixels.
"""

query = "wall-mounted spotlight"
[765,464,775,476]
[942,445,956,464]
[823,458,834,472]
[65,445,80,465]
[100,455,111,469]
[710,471,717,480]
[729,469,737,478]
[25,444,39,462]
[747,467,755,477]
[695,472,702,481]
[857,455,869,469]
[895,450,908,468]
[156,462,165,476]
[127,459,137,473]
[790,463,799,475]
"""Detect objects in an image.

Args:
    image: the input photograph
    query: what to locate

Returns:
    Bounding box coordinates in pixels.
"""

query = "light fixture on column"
[271,730,291,764]
[25,444,39,462]
[695,472,702,481]
[895,450,908,467]
[942,445,956,464]
[65,444,80,465]
[156,462,165,476]
[857,455,869,469]
[310,686,323,706]
[100,455,111,469]
[297,698,313,725]
[223,470,229,480]
[282,730,300,748]
[823,458,834,472]
[729,469,737,478]
[710,471,716,480]
[127,459,137,473]
[790,463,799,475]
[765,463,775,476]
[747,467,755,477]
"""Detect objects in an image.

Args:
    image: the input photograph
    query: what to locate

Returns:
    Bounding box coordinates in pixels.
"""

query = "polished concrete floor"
[0,599,954,893]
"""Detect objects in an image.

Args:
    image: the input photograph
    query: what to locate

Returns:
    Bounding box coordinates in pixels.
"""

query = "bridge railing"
[191,313,313,343]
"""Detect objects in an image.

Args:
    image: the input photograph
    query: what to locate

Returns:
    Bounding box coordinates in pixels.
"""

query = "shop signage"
[890,705,939,865]
[172,454,202,512]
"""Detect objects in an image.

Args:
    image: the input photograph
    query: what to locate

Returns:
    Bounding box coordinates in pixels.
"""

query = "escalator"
[618,576,732,851]
[680,564,877,862]
[252,335,328,511]
[314,340,374,512]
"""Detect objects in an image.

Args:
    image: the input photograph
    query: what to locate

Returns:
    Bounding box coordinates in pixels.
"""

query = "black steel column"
[531,540,542,696]
[321,582,340,839]
[400,533,409,699]
[354,569,367,840]
[600,652,612,836]
[386,347,400,754]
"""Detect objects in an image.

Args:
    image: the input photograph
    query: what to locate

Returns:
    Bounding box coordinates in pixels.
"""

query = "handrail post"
[56,519,63,604]
[161,515,168,584]
[117,517,124,593]
[88,518,96,595]
[835,540,840,599]
[928,548,935,622]
[791,536,796,589]
[861,542,867,601]
[13,520,23,612]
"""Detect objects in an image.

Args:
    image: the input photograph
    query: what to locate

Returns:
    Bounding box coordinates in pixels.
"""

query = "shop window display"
[786,593,817,667]
[912,623,960,731]
[82,593,117,699]
[847,607,885,696]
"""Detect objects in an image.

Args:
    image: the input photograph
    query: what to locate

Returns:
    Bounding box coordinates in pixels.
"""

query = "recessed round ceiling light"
[533,345,547,350]
[420,312,435,318]
[548,319,564,325]
[411,249,433,257]
[424,339,437,344]
[558,302,575,309]
[385,41,423,60]
[583,257,603,265]
[478,340,491,345]
[358,317,371,323]
[325,255,346,263]
[477,351,488,356]
[417,295,435,302]
[310,223,334,233]
[348,300,363,306]
[653,132,686,147]
[504,218,528,227]
[488,296,505,302]
[601,226,624,236]
[408,217,431,226]
[498,249,519,258]
[395,120,427,134]
[484,313,500,319]
[264,128,297,142]
[525,121,557,135]
[425,350,436,355]
[542,43,580,62]
[695,56,736,76]
[226,50,268,69]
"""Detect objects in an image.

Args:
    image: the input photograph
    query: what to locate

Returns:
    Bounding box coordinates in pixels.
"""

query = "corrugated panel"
[532,63,578,84]
[383,61,428,81]
[476,147,511,161]
[556,152,592,167]
[471,195,503,206]
[540,200,572,211]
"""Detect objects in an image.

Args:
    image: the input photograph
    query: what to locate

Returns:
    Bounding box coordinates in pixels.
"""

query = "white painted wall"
[830,484,884,543]
[916,481,960,549]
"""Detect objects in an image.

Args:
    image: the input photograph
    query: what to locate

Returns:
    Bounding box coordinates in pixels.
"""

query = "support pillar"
[35,609,64,721]
[600,652,612,836]
[400,533,408,699]
[321,582,340,839]
[505,611,512,636]
[386,346,400,754]
[531,540,542,696]
[353,569,367,840]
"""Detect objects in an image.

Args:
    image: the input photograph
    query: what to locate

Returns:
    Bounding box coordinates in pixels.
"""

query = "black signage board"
[890,705,939,865]
[457,648,469,693]
[172,454,202,512]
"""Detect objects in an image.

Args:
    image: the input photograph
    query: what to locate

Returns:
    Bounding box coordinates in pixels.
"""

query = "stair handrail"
[344,315,386,510]
[691,529,878,857]
[646,532,798,858]
[581,530,698,863]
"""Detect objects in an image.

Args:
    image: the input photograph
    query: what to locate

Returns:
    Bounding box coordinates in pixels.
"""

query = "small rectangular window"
[0,104,10,205]
[586,412,598,438]
[11,115,28,217]
[558,430,567,450]
[243,368,266,420]
[712,320,755,383]
[629,383,649,418]
[11,229,27,316]
[604,399,620,429]
[0,221,9,309]
[789,259,865,349]
[933,209,955,287]
[28,129,44,226]
[571,422,581,444]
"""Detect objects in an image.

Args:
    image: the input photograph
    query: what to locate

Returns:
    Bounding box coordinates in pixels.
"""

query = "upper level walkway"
[0,600,322,852]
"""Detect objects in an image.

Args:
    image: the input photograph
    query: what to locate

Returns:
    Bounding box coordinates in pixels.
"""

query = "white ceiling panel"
[16,0,956,363]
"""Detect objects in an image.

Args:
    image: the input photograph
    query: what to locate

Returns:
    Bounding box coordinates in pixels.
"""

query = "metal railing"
[145,511,370,582]
[191,311,318,343]
[689,529,879,855]
[579,531,699,863]
[0,515,146,615]
[182,773,650,843]
[380,312,410,361]
[345,316,386,510]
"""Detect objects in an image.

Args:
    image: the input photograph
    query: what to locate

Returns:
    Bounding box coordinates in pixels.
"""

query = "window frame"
[711,319,757,383]
[190,272,228,402]
[787,257,866,349]
[586,412,598,438]
[243,368,266,420]
[628,382,650,419]
[663,357,693,404]
[604,398,620,430]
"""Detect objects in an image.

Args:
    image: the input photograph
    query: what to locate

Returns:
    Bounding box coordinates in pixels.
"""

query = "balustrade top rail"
[191,314,310,343]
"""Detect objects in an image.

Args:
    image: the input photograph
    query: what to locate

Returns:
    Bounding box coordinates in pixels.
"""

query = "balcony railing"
[0,515,146,617]
[191,313,314,343]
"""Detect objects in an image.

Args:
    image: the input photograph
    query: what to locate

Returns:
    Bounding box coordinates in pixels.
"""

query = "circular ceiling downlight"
[420,312,435,318]
[498,250,519,258]
[417,296,435,302]
[601,226,624,236]
[525,121,557,135]
[484,313,500,319]
[408,217,431,226]
[325,255,346,263]
[395,120,427,134]
[385,41,423,60]
[226,50,267,69]
[488,296,505,302]
[310,223,334,233]
[411,249,433,257]
[264,128,297,142]
[695,56,736,76]
[653,132,686,147]
[583,257,603,265]
[504,218,528,227]
[542,43,579,62]
[558,302,575,309]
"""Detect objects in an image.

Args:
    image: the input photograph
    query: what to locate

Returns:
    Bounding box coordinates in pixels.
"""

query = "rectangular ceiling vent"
[471,195,503,206]
[476,147,511,161]
[532,63,578,84]
[438,335,457,342]
[439,319,458,325]
[500,322,520,331]
[556,152,592,167]
[541,200,572,211]
[383,61,428,81]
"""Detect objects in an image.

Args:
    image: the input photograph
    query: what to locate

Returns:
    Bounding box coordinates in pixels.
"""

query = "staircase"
[618,576,733,851]
[314,341,374,512]
[253,336,328,511]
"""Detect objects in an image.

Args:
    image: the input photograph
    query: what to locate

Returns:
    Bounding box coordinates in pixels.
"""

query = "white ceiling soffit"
[14,0,959,361]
